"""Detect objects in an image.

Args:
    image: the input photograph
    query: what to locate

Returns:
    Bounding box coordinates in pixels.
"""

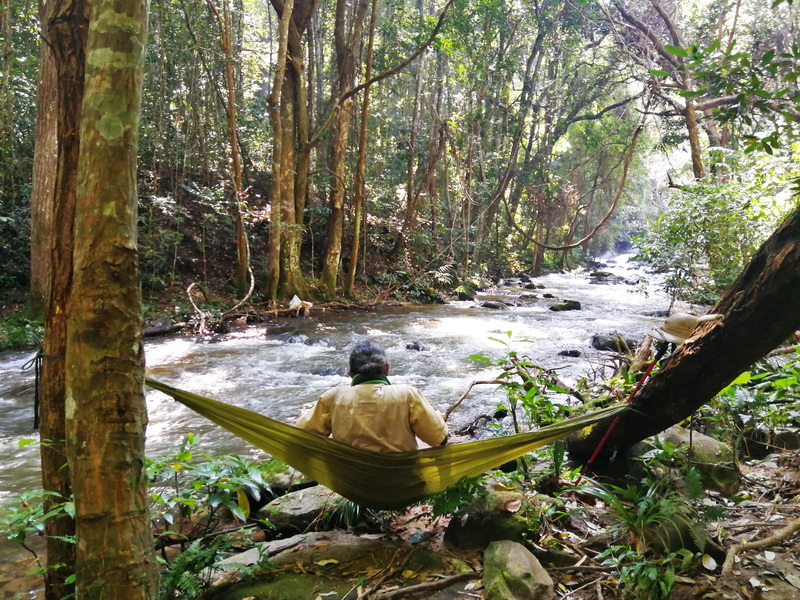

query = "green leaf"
[18,438,36,449]
[649,69,670,77]
[664,44,688,57]
[731,372,751,385]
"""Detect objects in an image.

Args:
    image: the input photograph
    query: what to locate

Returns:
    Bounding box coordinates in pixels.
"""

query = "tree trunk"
[344,0,378,297]
[266,0,293,300]
[29,4,58,316]
[65,0,158,596]
[268,0,318,299]
[567,206,800,460]
[319,0,368,296]
[38,1,90,596]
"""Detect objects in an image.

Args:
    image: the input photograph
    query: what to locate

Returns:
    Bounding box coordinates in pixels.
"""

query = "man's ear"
[384,363,391,376]
[348,370,354,377]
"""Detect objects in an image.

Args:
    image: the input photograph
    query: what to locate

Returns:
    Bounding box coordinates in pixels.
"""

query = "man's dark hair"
[349,340,388,377]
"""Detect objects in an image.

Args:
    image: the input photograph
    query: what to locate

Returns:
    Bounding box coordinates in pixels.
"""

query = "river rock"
[312,367,342,376]
[558,350,581,358]
[549,300,581,311]
[457,290,475,301]
[406,342,430,351]
[284,333,310,344]
[484,540,554,600]
[542,293,556,299]
[256,485,343,534]
[591,333,639,352]
[481,300,510,310]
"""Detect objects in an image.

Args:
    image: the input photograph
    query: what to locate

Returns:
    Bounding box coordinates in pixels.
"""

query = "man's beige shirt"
[296,383,448,453]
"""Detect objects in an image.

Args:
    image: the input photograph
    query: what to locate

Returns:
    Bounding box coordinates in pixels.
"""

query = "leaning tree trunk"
[567,206,800,460]
[64,0,158,596]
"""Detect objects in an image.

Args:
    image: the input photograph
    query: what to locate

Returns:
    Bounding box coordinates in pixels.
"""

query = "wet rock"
[312,367,342,376]
[542,293,556,299]
[481,301,509,310]
[284,333,310,345]
[591,333,639,352]
[523,282,543,290]
[457,290,475,301]
[406,342,430,351]
[484,540,554,600]
[283,333,334,347]
[644,310,670,318]
[518,294,538,300]
[558,350,581,358]
[549,300,581,311]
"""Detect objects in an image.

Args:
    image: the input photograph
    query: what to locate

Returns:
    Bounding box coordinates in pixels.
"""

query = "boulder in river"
[481,300,510,310]
[312,367,342,376]
[591,333,638,352]
[406,342,430,351]
[549,300,581,311]
[558,349,582,358]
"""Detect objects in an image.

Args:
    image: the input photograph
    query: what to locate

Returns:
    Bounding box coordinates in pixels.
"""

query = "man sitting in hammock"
[296,340,449,453]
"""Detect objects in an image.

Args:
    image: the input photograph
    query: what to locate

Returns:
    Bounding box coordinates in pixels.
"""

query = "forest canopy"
[0,0,798,309]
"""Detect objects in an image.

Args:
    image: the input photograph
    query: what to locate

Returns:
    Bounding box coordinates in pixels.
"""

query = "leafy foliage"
[146,433,281,541]
[635,148,798,304]
[423,474,488,518]
[157,536,266,600]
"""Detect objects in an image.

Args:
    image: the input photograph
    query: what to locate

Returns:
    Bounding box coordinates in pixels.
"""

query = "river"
[0,256,677,594]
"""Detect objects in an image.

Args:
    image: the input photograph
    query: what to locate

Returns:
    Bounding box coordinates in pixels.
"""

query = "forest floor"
[201,446,800,600]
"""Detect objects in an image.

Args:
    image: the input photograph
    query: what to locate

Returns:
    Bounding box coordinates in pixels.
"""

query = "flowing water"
[0,255,675,593]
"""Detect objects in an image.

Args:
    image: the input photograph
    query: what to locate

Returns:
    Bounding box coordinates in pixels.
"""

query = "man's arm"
[408,387,449,446]
[296,393,332,435]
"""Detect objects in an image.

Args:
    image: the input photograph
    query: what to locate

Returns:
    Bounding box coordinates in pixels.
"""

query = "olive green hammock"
[146,378,628,510]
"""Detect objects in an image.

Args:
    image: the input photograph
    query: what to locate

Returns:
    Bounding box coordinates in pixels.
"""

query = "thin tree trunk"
[207,0,249,295]
[65,0,157,596]
[344,0,378,297]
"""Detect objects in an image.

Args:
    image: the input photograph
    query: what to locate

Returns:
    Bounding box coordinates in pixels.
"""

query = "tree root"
[372,571,482,599]
[721,517,800,574]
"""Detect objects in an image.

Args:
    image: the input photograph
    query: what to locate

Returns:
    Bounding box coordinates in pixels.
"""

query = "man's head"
[349,340,390,377]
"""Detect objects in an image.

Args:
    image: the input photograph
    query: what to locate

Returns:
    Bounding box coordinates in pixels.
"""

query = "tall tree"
[266,0,318,300]
[319,0,368,295]
[64,0,158,595]
[343,0,379,297]
[206,0,249,296]
[37,1,90,597]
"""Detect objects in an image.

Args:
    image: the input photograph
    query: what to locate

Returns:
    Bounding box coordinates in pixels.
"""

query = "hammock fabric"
[146,377,628,510]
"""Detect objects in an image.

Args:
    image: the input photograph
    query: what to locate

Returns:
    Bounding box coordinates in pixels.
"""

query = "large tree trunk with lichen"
[64,0,158,596]
[566,207,800,461]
